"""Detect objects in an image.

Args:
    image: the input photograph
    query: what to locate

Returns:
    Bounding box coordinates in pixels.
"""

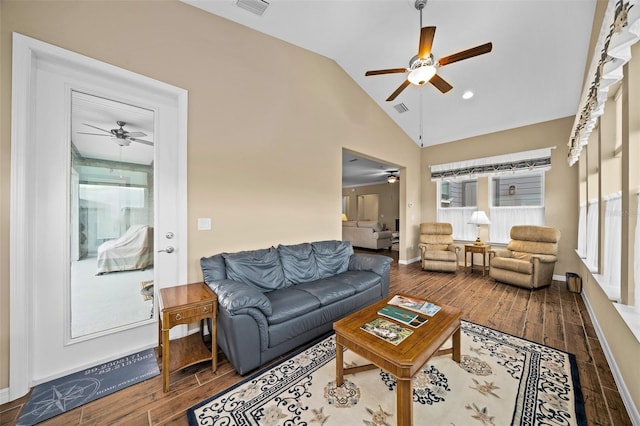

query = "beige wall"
[0,1,421,390]
[420,117,580,277]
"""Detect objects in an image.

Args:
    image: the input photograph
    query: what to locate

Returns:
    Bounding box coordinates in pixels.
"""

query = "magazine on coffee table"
[388,295,441,317]
[377,305,428,328]
[360,317,413,345]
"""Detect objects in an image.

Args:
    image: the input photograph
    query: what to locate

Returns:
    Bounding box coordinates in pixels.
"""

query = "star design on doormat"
[24,378,100,422]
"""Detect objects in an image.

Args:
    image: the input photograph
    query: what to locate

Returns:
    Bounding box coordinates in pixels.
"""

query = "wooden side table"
[158,282,217,392]
[464,244,491,276]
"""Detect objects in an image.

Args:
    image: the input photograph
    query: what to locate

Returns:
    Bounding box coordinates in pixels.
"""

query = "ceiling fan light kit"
[408,64,436,86]
[365,0,492,102]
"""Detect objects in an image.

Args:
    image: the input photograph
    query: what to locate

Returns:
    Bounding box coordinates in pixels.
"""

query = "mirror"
[69,91,155,339]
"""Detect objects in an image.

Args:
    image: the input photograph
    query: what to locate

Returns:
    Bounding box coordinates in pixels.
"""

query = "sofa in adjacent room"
[200,240,393,375]
[341,220,393,250]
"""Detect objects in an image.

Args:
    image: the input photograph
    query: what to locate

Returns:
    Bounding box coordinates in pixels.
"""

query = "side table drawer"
[167,303,214,324]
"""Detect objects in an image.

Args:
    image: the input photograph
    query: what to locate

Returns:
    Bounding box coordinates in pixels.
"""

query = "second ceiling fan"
[365,0,493,102]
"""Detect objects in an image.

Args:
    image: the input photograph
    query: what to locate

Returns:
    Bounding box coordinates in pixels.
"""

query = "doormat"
[188,321,586,426]
[17,348,159,425]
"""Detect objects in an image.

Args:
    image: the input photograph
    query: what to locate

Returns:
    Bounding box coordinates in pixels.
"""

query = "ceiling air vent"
[393,103,409,113]
[235,0,270,16]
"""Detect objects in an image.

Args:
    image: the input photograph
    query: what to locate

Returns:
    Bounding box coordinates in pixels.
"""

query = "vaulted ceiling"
[184,0,596,149]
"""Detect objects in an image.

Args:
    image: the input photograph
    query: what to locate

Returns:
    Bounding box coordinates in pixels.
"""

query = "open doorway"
[341,150,401,251]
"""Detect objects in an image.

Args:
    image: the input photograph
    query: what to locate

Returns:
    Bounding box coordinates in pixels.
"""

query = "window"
[489,172,544,244]
[438,179,477,241]
[491,173,543,206]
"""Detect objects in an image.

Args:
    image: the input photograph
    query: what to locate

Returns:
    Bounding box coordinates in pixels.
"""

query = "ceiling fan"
[78,121,154,147]
[383,169,400,184]
[365,0,493,102]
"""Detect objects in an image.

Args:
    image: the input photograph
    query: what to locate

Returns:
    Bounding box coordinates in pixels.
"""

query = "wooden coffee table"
[333,294,462,426]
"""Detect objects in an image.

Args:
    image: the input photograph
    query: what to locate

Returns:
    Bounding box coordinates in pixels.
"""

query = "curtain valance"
[430,147,553,181]
[568,0,640,166]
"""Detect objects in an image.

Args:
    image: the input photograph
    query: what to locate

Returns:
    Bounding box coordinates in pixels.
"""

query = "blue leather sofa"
[200,240,392,375]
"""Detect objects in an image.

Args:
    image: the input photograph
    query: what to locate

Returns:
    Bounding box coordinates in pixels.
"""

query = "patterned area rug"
[188,321,586,426]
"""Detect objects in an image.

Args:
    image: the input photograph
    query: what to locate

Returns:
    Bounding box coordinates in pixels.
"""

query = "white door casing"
[9,33,188,400]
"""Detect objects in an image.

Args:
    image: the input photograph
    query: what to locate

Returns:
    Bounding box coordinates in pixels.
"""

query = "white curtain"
[489,207,545,244]
[635,191,640,308]
[603,192,622,294]
[577,203,587,257]
[437,208,476,241]
[586,199,599,271]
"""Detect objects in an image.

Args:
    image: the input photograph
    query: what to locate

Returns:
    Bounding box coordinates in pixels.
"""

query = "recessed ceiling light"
[462,91,474,100]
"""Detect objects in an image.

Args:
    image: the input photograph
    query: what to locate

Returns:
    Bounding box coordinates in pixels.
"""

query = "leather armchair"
[489,225,561,289]
[418,222,460,272]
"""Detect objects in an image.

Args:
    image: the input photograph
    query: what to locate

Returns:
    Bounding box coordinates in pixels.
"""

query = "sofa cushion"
[295,278,356,306]
[328,270,381,293]
[357,221,382,231]
[200,253,226,283]
[265,288,321,325]
[342,220,358,227]
[312,240,353,279]
[223,247,286,291]
[278,243,319,285]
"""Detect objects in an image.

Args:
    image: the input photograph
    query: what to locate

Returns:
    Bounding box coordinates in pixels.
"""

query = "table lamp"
[468,210,491,245]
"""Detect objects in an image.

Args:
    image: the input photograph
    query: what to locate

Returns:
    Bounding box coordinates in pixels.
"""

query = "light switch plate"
[197,218,212,231]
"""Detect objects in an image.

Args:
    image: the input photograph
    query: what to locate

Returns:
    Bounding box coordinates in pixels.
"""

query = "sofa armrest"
[531,254,558,264]
[374,230,393,239]
[490,248,512,258]
[207,279,272,316]
[348,253,392,276]
[448,245,460,254]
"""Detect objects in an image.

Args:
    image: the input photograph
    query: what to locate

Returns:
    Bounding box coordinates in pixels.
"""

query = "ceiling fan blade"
[418,26,436,58]
[126,131,147,138]
[438,42,493,67]
[129,138,154,146]
[77,132,111,136]
[365,68,407,76]
[82,123,112,134]
[386,80,411,102]
[429,73,453,93]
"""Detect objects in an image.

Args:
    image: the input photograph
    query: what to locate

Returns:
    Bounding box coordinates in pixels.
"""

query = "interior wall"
[342,183,400,231]
[0,1,422,391]
[420,116,579,277]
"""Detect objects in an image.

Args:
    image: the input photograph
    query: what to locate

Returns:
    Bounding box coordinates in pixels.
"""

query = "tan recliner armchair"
[489,225,561,289]
[418,223,460,272]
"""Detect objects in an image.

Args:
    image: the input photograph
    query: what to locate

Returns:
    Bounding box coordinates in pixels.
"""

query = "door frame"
[9,33,188,400]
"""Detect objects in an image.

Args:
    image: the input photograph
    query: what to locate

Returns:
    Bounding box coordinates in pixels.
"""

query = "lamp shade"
[468,210,491,225]
[341,213,348,221]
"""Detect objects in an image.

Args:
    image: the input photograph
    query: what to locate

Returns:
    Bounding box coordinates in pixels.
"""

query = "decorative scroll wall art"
[568,0,640,166]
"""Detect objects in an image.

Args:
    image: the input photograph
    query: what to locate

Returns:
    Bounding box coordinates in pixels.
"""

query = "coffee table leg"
[396,378,412,426]
[453,327,461,363]
[335,341,344,387]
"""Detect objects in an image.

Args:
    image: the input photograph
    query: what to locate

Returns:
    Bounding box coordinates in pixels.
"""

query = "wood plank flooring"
[1,251,633,425]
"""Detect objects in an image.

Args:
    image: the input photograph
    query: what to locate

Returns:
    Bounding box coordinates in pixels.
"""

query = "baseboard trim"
[0,387,8,404]
[581,292,640,424]
[398,256,420,265]
[553,274,566,282]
